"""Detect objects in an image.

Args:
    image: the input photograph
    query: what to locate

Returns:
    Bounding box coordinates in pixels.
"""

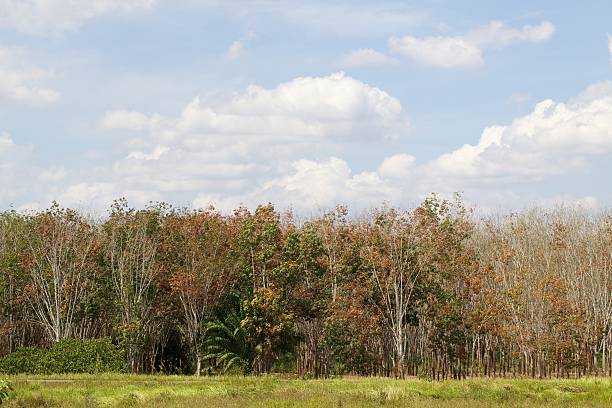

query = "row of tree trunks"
[293,331,612,379]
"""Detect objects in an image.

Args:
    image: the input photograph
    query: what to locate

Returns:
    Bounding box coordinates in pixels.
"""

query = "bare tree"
[26,205,97,343]
[361,208,422,378]
[104,201,158,373]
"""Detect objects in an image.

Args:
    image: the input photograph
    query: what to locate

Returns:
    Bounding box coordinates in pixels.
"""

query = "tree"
[361,207,423,378]
[241,287,296,374]
[25,204,98,343]
[167,209,238,376]
[235,204,282,292]
[0,211,29,353]
[103,200,159,373]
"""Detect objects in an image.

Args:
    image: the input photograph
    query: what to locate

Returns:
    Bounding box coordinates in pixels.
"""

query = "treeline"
[0,196,610,379]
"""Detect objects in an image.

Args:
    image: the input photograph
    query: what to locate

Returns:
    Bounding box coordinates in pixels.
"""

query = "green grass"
[2,374,611,407]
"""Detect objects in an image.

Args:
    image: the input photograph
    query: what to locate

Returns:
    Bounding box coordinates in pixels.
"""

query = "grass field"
[2,374,611,407]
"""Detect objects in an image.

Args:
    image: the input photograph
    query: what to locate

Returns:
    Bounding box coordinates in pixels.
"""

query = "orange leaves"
[169,271,203,299]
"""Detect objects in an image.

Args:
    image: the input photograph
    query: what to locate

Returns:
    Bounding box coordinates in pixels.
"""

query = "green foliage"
[1,197,611,379]
[241,288,297,373]
[45,338,126,374]
[204,302,254,374]
[0,338,126,374]
[0,348,46,375]
[0,380,11,404]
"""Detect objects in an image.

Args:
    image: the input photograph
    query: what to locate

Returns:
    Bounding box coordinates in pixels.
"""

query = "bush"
[0,348,46,375]
[0,338,126,374]
[44,338,126,374]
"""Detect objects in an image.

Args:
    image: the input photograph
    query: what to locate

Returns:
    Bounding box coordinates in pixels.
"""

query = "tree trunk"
[196,353,202,377]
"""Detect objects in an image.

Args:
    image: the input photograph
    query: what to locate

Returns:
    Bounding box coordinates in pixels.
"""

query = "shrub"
[43,338,126,374]
[0,338,126,374]
[0,348,46,375]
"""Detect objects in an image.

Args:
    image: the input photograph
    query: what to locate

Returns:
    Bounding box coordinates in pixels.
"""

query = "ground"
[2,374,611,407]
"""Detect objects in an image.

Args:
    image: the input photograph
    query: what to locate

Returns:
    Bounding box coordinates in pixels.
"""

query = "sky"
[1,0,611,214]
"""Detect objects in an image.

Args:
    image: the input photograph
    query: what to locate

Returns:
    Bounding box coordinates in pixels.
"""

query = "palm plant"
[203,302,254,374]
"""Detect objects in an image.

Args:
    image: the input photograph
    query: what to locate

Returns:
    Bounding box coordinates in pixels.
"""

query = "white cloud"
[465,20,555,49]
[59,182,116,204]
[0,132,74,210]
[390,20,554,68]
[339,48,396,67]
[0,47,59,105]
[99,110,153,130]
[292,159,392,208]
[8,75,612,213]
[533,195,600,211]
[165,79,612,211]
[118,71,403,147]
[389,35,483,68]
[55,182,162,210]
[75,72,406,209]
[0,0,158,36]
[378,154,416,179]
[0,133,31,206]
[127,145,169,161]
[195,157,400,212]
[226,79,612,211]
[608,35,612,65]
[39,166,65,182]
[429,81,612,182]
[226,41,244,60]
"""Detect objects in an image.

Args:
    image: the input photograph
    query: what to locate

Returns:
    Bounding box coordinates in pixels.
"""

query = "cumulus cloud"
[194,157,400,212]
[390,20,554,68]
[109,71,403,146]
[57,72,405,209]
[0,47,59,105]
[0,0,158,36]
[430,81,612,181]
[9,75,612,213]
[258,158,383,210]
[339,48,396,67]
[205,79,612,211]
[378,154,416,179]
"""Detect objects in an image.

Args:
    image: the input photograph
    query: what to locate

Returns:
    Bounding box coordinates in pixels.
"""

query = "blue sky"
[1,0,611,213]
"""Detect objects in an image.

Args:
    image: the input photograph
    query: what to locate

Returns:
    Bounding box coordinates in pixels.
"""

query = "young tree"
[103,200,159,372]
[235,204,282,292]
[241,287,296,374]
[0,211,29,354]
[25,204,97,343]
[361,207,422,378]
[167,209,238,376]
